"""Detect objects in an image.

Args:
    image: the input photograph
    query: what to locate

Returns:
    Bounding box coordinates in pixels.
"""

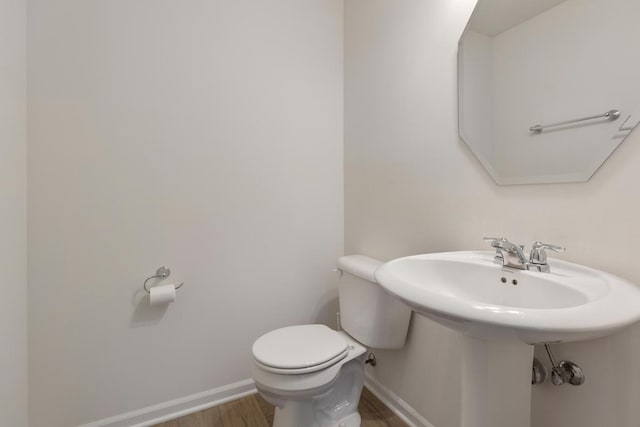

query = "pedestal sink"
[375,251,640,427]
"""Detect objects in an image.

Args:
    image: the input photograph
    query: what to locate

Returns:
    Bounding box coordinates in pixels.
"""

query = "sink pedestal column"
[459,335,533,427]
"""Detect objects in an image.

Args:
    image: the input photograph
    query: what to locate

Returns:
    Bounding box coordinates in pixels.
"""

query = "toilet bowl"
[252,326,366,427]
[251,255,413,427]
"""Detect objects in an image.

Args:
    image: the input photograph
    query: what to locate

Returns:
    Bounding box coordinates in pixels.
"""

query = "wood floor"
[153,387,407,427]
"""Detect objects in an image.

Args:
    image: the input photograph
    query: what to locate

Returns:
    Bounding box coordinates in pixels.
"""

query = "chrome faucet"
[483,238,565,272]
[528,241,565,272]
[484,237,529,270]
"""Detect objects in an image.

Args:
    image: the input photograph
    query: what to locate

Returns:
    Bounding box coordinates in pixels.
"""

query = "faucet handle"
[483,236,506,243]
[483,237,523,250]
[483,237,507,252]
[532,241,565,253]
[530,241,565,265]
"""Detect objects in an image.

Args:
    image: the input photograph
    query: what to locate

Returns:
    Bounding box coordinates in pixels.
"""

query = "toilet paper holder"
[143,266,185,294]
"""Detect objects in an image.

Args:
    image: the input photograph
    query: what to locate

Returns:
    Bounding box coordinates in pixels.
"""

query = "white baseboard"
[77,378,256,427]
[364,374,435,427]
[78,374,431,427]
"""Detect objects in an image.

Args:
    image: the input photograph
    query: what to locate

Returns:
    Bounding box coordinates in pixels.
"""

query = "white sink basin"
[375,251,640,343]
[376,250,640,427]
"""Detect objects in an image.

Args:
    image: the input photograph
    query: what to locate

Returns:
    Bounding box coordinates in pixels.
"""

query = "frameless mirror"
[458,0,640,185]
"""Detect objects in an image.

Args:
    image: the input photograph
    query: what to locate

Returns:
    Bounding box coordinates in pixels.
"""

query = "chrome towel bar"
[530,109,620,133]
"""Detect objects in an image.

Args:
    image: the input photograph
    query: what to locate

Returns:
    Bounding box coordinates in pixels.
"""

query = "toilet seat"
[252,329,366,396]
[255,349,349,375]
[252,325,350,375]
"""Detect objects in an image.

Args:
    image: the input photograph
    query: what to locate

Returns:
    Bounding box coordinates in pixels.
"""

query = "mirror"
[458,0,640,185]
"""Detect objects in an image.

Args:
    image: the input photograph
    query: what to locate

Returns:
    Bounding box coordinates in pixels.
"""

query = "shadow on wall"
[130,289,169,327]
[313,291,339,328]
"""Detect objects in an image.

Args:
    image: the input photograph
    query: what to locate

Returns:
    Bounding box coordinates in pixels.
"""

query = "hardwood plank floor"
[153,387,407,427]
[359,388,407,427]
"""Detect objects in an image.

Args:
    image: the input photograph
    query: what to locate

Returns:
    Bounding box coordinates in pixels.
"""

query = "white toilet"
[251,255,413,427]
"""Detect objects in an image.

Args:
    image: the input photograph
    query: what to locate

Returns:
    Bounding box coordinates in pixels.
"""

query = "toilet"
[251,255,413,427]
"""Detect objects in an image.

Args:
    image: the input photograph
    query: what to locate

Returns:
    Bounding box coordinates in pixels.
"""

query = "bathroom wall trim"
[364,374,435,427]
[77,379,256,427]
[76,374,430,427]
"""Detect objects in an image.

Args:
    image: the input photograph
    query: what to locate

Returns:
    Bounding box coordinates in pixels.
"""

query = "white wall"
[27,1,344,425]
[345,1,640,427]
[0,0,28,426]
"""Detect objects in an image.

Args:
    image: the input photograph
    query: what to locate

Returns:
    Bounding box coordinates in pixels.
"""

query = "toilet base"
[273,403,361,427]
[259,355,365,427]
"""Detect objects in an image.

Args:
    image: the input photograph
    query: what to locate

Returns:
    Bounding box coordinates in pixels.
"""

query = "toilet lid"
[252,324,349,370]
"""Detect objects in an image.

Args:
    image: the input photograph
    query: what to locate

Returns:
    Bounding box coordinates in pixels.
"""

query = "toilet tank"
[337,255,412,349]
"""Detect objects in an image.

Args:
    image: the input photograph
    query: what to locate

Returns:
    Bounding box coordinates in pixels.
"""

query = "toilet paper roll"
[149,284,176,305]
